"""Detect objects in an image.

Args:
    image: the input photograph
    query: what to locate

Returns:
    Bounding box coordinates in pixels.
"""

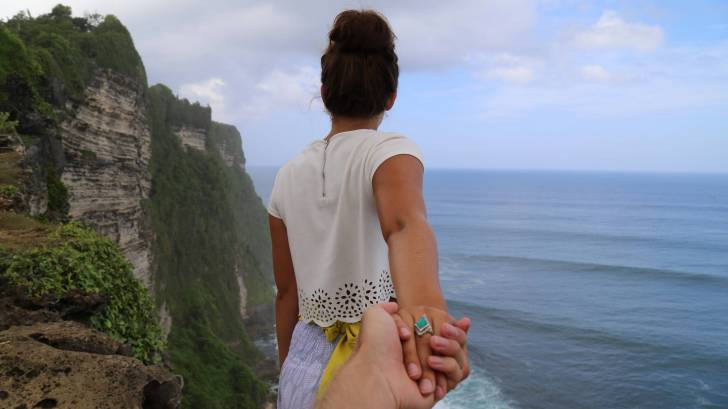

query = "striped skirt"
[277,321,336,409]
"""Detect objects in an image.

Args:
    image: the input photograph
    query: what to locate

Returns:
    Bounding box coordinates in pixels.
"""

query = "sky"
[3,1,727,172]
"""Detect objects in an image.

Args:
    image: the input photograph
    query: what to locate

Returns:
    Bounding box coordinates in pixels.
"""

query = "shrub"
[0,5,146,129]
[0,112,19,133]
[0,222,164,363]
[0,184,20,200]
[46,166,69,221]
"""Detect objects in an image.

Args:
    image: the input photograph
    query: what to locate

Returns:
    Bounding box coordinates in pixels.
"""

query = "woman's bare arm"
[373,154,445,310]
[269,214,299,368]
[373,154,449,397]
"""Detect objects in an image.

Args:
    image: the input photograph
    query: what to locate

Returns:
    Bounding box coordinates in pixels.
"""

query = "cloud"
[580,64,610,81]
[126,0,538,76]
[480,54,537,83]
[2,1,539,117]
[388,0,537,70]
[4,1,726,171]
[573,10,664,51]
[490,66,535,83]
[178,77,228,120]
[477,42,728,120]
[243,65,322,118]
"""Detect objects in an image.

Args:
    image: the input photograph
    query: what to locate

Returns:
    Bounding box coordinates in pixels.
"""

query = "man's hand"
[317,303,471,409]
[359,303,437,409]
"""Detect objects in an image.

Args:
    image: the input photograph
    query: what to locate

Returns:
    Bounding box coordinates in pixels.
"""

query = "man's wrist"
[346,356,398,408]
[318,352,397,409]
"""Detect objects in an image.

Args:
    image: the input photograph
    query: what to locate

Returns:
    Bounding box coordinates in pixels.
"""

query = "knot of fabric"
[316,321,361,399]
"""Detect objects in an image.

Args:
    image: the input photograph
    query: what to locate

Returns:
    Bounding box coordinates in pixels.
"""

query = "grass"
[0,211,53,251]
[0,150,22,186]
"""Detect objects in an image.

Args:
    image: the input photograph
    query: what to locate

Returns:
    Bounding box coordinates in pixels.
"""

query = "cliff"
[1,6,274,409]
[147,84,274,407]
[58,69,153,286]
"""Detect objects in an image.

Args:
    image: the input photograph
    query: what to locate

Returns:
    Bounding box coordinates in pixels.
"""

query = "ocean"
[248,167,728,409]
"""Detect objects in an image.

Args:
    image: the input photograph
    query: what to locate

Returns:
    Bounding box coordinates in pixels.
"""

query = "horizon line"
[245,165,728,176]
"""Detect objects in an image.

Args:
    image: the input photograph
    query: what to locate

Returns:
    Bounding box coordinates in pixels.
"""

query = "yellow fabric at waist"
[312,319,361,399]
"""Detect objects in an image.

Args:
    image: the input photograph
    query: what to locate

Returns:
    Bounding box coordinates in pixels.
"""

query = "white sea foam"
[434,366,516,409]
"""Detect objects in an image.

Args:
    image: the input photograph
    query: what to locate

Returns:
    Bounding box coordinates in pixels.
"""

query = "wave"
[434,365,516,409]
[445,253,728,287]
[445,299,724,361]
[430,196,728,214]
[439,223,728,254]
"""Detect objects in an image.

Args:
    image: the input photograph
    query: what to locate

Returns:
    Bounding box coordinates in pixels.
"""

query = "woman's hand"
[394,305,470,400]
[428,317,471,395]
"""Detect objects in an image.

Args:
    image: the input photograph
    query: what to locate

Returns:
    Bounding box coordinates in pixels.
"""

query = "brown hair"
[321,10,399,118]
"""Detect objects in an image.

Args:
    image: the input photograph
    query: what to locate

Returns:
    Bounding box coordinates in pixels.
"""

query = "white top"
[268,129,424,326]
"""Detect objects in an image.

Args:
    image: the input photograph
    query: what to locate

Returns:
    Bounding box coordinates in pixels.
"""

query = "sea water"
[249,167,728,409]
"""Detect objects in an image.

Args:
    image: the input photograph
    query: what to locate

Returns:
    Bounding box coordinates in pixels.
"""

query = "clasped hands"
[394,305,471,401]
[317,302,470,409]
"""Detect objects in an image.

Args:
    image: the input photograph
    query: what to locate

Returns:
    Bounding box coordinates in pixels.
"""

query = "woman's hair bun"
[328,10,395,54]
[321,9,399,118]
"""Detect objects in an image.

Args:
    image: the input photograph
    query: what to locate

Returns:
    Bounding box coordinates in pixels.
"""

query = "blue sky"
[3,1,727,172]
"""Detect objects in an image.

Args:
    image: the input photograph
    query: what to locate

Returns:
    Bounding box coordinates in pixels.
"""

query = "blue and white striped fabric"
[278,321,337,409]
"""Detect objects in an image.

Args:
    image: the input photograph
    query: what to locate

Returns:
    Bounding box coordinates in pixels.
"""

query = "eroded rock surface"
[172,125,206,152]
[58,69,153,287]
[0,321,182,409]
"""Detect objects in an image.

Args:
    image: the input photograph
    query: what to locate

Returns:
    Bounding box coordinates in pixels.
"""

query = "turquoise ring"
[414,314,434,336]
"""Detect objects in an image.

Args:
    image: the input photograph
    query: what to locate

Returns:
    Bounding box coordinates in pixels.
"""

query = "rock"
[6,321,129,357]
[208,122,246,171]
[235,264,248,319]
[157,302,172,341]
[0,134,24,154]
[0,284,107,332]
[0,321,182,409]
[57,69,153,287]
[172,125,206,152]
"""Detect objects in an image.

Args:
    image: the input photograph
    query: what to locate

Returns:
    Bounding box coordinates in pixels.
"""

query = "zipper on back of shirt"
[321,138,329,198]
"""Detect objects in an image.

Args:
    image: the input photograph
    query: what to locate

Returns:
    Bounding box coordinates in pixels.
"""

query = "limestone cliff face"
[209,122,247,171]
[1,9,274,408]
[172,125,207,152]
[58,69,152,287]
[174,121,246,171]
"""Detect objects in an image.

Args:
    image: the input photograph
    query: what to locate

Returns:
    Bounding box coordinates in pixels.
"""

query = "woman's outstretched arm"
[269,214,299,368]
[373,154,451,399]
[373,155,445,309]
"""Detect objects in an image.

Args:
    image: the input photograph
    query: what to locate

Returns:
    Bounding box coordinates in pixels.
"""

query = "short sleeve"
[267,168,284,219]
[366,134,424,183]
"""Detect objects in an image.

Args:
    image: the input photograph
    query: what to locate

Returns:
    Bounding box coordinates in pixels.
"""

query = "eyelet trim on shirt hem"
[298,269,396,327]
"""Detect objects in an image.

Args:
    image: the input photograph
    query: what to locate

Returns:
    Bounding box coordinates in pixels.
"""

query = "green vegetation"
[208,121,247,170]
[0,211,53,251]
[0,221,163,363]
[1,5,275,407]
[45,166,69,220]
[0,150,22,187]
[0,5,145,131]
[0,184,20,201]
[80,148,97,161]
[166,94,212,130]
[148,85,272,408]
[0,111,18,133]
